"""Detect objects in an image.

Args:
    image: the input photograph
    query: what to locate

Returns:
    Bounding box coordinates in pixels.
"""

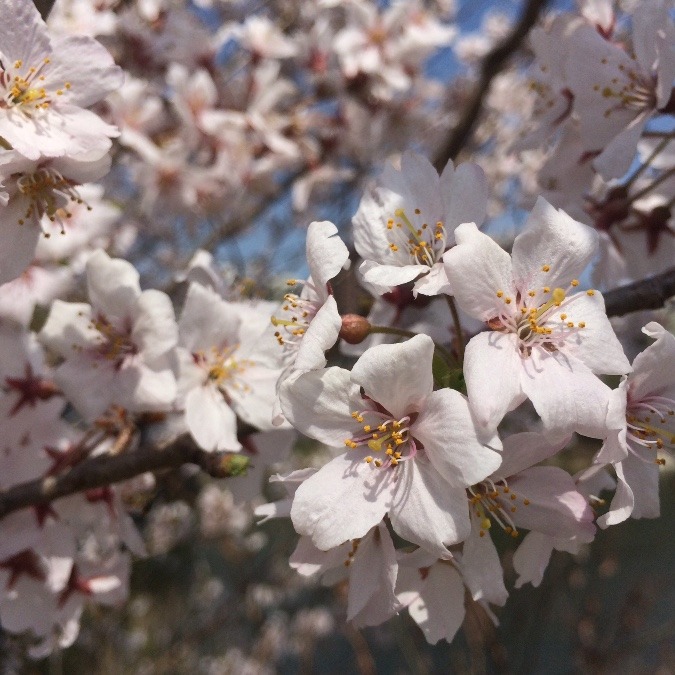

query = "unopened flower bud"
[339,314,371,344]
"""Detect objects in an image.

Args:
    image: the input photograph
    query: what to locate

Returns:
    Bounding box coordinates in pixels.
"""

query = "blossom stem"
[444,294,465,362]
[623,136,672,190]
[627,166,675,205]
[369,325,455,363]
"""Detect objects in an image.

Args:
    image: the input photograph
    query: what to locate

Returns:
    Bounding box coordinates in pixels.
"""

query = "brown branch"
[32,0,57,20]
[433,0,549,170]
[0,438,249,520]
[604,267,675,317]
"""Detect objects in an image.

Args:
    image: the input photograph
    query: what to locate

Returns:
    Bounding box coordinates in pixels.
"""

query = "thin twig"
[433,0,549,170]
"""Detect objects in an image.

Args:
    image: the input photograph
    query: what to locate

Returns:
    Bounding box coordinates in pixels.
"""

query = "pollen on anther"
[542,265,550,272]
[496,290,504,298]
[587,290,595,296]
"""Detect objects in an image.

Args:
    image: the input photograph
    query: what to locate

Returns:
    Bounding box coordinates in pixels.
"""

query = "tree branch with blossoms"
[0,438,249,520]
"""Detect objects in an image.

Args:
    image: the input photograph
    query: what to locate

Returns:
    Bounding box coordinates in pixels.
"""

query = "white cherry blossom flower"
[39,250,178,421]
[444,197,631,435]
[280,334,501,557]
[595,322,675,526]
[0,0,122,160]
[353,151,487,297]
[177,282,284,452]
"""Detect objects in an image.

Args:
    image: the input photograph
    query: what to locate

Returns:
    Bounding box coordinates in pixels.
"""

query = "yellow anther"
[286,279,297,286]
[528,290,536,297]
[571,279,579,287]
[523,499,530,506]
[374,459,383,467]
[481,518,491,530]
[496,290,504,298]
[363,425,371,432]
[567,321,574,328]
[414,208,421,214]
[543,287,550,293]
[578,322,586,328]
[542,265,550,272]
[505,297,512,304]
[560,314,567,320]
[587,290,595,296]
[389,243,398,251]
[656,458,666,465]
[365,456,373,464]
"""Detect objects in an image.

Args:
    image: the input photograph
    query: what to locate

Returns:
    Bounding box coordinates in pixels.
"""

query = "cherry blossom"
[280,334,501,557]
[39,250,178,421]
[353,150,488,296]
[444,196,631,435]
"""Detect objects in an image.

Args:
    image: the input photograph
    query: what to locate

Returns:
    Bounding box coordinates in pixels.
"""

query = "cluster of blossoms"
[0,0,672,661]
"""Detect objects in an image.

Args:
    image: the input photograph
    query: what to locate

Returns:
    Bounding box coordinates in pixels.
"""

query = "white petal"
[443,223,515,321]
[185,385,240,451]
[460,524,508,606]
[390,458,471,557]
[293,295,341,372]
[415,388,502,488]
[306,221,350,293]
[512,197,598,294]
[350,334,434,418]
[290,453,393,550]
[463,331,525,435]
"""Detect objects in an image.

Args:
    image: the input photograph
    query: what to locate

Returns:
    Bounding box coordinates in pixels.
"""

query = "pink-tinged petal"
[0,205,40,285]
[178,283,241,354]
[594,384,628,464]
[593,112,649,180]
[520,348,612,438]
[294,295,341,372]
[46,36,123,107]
[460,523,508,606]
[279,368,364,446]
[463,331,525,435]
[185,385,240,451]
[289,536,349,577]
[630,322,675,401]
[290,453,393,550]
[403,562,465,645]
[415,388,501,488]
[559,292,631,375]
[132,290,177,360]
[597,462,634,528]
[413,262,453,297]
[497,431,571,479]
[512,531,553,589]
[349,524,399,626]
[53,358,117,421]
[350,334,434,418]
[390,458,471,557]
[512,197,598,294]
[442,161,488,233]
[443,223,515,321]
[0,0,50,66]
[306,221,349,294]
[86,251,140,321]
[508,466,596,539]
[360,259,427,292]
[621,453,660,520]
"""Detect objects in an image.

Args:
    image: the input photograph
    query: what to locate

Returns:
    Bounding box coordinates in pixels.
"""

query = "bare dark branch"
[0,438,248,520]
[604,267,675,317]
[433,0,549,170]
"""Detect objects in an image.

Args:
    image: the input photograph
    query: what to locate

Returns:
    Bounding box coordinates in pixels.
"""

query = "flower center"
[193,345,253,393]
[385,207,446,268]
[626,394,675,464]
[15,168,89,232]
[271,280,319,350]
[83,314,137,366]
[489,269,596,356]
[468,478,530,538]
[0,57,71,111]
[344,408,418,468]
[596,61,656,114]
